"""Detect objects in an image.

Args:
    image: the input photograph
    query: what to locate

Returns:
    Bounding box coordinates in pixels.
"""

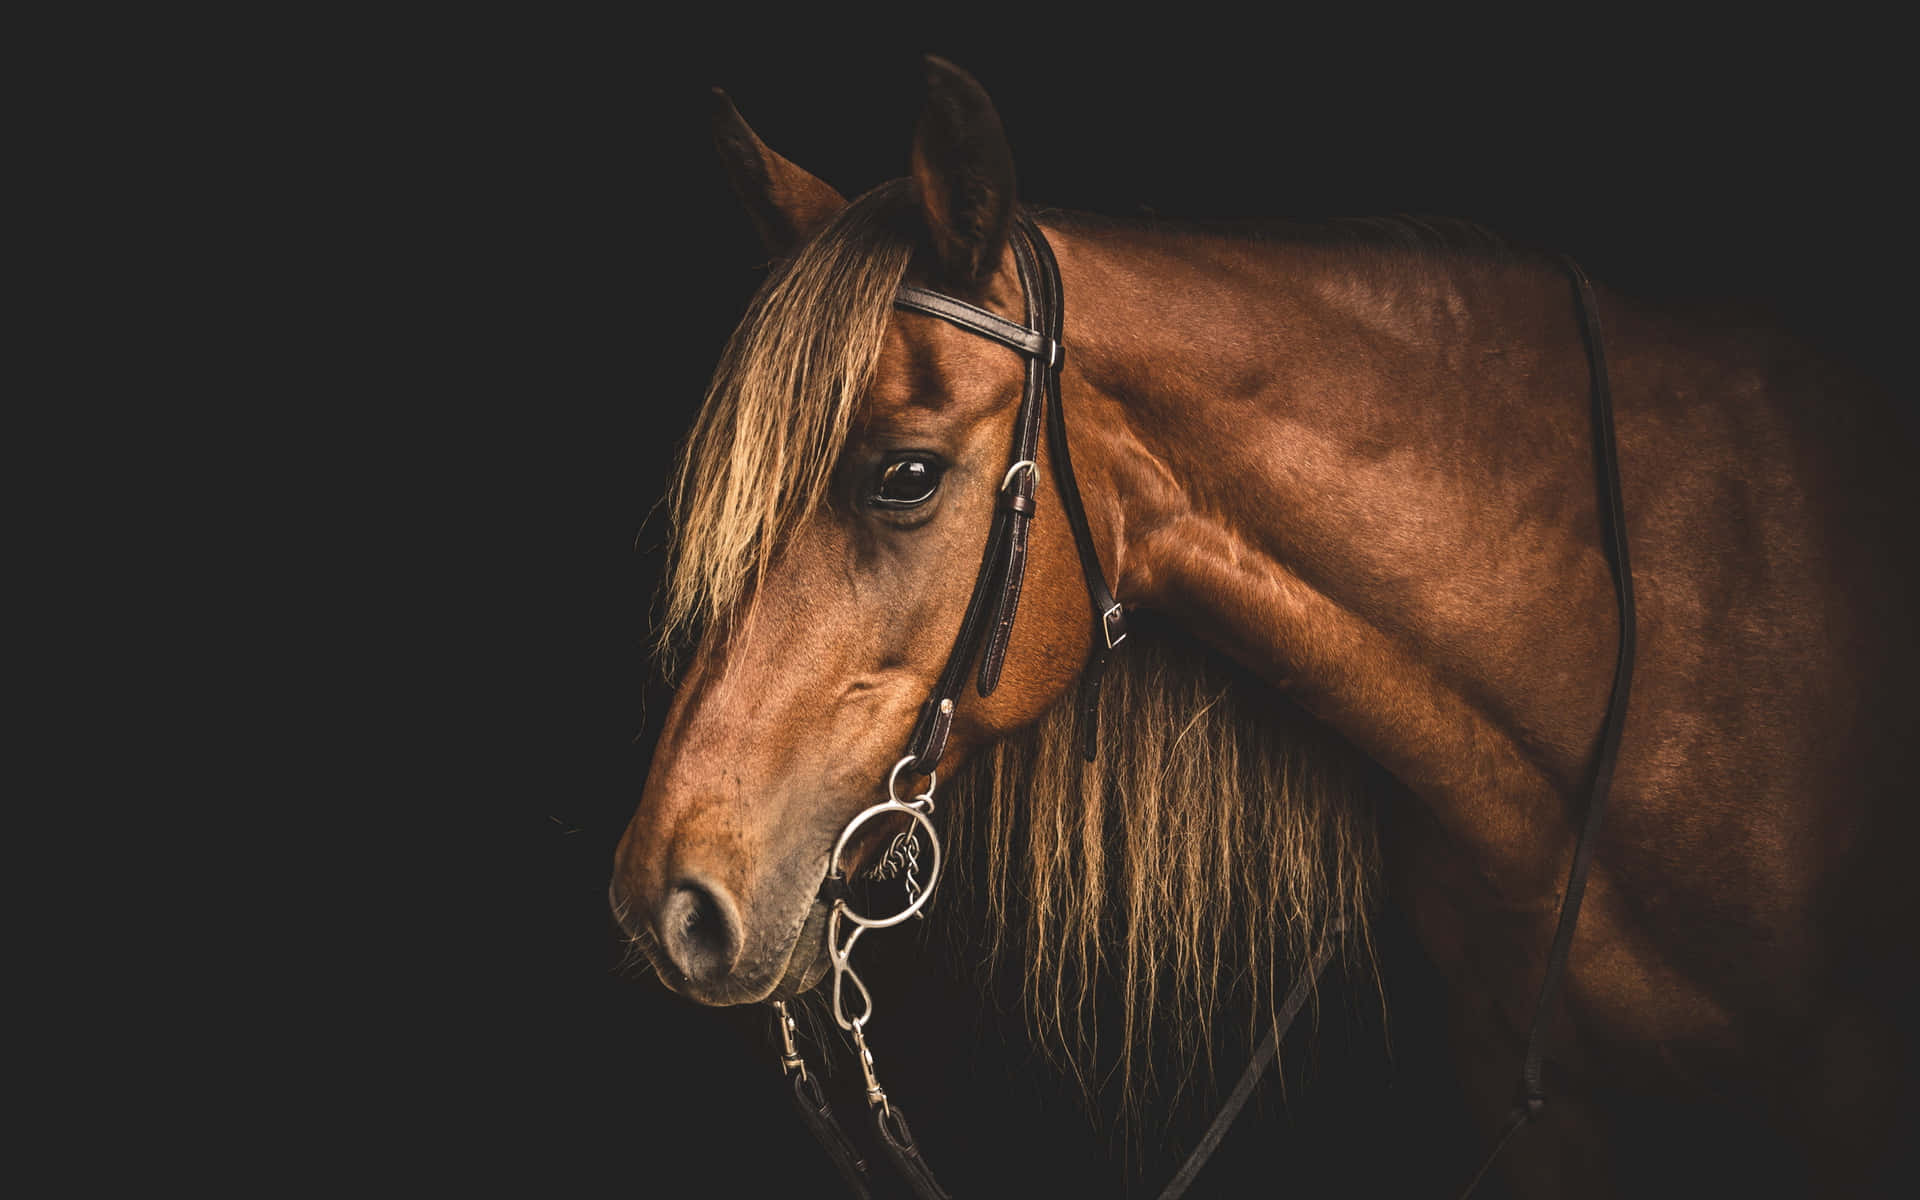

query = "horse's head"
[612,59,1103,1005]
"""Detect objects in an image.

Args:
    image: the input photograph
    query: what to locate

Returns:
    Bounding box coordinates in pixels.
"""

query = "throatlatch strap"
[1020,217,1126,761]
[1456,256,1636,1199]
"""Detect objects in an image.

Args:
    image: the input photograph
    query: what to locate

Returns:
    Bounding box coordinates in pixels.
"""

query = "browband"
[893,285,1062,366]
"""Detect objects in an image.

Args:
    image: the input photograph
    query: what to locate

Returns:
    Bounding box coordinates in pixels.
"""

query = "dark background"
[298,18,1911,1199]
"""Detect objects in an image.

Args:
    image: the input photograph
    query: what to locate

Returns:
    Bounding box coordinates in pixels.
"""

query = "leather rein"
[763,215,1637,1200]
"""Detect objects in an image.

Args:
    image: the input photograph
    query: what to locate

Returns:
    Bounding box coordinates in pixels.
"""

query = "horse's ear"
[910,56,1017,293]
[710,89,847,258]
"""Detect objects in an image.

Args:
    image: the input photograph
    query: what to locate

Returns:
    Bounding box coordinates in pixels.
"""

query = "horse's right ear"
[710,89,847,258]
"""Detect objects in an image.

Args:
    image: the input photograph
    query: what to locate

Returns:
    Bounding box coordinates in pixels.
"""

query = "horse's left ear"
[910,56,1017,292]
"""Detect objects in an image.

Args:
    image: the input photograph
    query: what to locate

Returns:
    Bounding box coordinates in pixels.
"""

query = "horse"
[611,56,1916,1197]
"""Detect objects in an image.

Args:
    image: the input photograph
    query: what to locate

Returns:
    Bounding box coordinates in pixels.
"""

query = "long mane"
[664,180,1383,1116]
[948,623,1381,1117]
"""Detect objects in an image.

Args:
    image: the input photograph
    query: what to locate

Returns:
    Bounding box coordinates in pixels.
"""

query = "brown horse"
[612,57,1915,1197]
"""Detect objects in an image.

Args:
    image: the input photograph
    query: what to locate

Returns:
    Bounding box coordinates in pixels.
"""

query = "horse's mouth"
[769,811,931,999]
[769,895,833,999]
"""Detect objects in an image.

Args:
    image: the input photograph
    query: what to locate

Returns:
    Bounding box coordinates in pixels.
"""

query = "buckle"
[1101,603,1127,649]
[1042,338,1063,370]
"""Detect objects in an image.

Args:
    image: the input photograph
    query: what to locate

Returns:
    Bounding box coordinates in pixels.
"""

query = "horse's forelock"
[658,179,917,669]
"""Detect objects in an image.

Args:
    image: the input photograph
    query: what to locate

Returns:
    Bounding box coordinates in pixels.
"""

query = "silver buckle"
[1102,603,1127,649]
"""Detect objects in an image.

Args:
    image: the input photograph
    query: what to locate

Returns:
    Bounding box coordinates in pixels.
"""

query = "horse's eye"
[871,457,942,509]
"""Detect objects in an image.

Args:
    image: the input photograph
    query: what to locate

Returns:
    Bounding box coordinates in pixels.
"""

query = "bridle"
[893,212,1126,777]
[759,214,1637,1200]
[768,213,1118,1199]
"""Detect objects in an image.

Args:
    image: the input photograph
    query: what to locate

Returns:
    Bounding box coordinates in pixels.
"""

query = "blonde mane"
[947,627,1380,1119]
[662,181,1381,1117]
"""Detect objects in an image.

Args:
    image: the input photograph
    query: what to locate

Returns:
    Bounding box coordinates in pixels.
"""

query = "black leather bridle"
[768,214,1636,1200]
[892,213,1127,776]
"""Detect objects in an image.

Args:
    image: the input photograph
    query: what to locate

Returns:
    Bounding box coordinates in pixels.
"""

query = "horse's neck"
[1049,219,1621,879]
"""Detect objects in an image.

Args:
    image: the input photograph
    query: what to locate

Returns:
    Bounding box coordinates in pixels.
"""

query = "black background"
[300,17,1912,1199]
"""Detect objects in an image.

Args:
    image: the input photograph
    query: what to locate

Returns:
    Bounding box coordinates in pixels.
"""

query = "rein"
[761,220,1636,1200]
[1452,257,1636,1199]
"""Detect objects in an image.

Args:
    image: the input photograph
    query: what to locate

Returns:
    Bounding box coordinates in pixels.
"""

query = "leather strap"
[894,286,1059,364]
[1021,220,1127,759]
[874,1103,953,1200]
[1455,255,1636,1198]
[1156,924,1344,1200]
[790,1070,874,1199]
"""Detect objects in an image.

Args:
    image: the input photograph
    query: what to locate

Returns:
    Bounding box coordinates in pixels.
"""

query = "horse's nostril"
[659,878,742,984]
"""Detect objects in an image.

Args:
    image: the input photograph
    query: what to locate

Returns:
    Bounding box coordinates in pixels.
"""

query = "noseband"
[761,219,1636,1200]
